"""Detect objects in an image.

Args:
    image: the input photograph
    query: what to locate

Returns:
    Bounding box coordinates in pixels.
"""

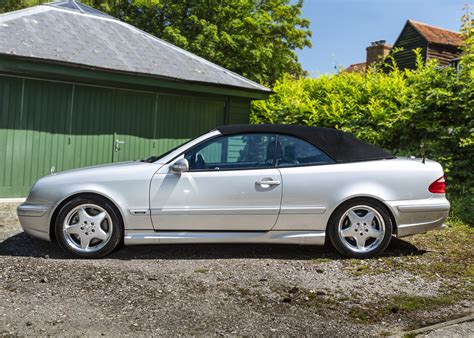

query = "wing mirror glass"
[170,158,189,174]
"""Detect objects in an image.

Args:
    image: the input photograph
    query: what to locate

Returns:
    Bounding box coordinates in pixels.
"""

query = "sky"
[296,0,472,75]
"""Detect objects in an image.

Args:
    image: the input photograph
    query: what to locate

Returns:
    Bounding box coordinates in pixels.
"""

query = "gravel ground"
[1,202,472,336]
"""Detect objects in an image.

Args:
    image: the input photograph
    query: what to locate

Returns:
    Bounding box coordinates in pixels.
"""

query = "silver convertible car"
[17,124,450,258]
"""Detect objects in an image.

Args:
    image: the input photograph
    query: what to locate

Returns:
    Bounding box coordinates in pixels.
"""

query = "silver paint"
[17,130,450,248]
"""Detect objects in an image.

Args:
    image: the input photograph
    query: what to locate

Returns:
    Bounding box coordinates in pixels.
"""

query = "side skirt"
[124,230,326,246]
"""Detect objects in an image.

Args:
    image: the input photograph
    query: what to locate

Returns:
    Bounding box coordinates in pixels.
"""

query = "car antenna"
[420,133,426,164]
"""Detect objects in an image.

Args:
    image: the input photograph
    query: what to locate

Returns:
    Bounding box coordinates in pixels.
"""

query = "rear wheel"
[55,196,123,258]
[327,199,392,258]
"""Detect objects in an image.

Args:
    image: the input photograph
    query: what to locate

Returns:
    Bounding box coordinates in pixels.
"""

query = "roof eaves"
[408,19,463,47]
[0,53,271,98]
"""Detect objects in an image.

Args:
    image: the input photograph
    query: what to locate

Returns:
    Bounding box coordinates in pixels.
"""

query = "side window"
[184,133,277,171]
[277,135,334,167]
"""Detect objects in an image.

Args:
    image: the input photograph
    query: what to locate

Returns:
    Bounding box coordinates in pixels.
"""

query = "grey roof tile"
[0,1,270,93]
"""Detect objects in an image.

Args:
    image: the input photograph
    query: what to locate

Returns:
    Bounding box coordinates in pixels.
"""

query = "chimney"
[366,40,392,65]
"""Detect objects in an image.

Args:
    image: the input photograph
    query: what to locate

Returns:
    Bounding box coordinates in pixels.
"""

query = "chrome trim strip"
[279,206,326,214]
[17,204,50,217]
[150,207,279,215]
[124,230,326,246]
[397,203,450,213]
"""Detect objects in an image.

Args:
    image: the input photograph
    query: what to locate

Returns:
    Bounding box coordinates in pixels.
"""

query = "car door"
[273,134,336,231]
[149,133,282,231]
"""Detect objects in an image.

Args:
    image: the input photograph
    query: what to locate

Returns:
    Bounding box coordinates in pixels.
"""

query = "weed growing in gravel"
[311,257,332,264]
[351,264,370,276]
[336,221,473,280]
[194,268,209,274]
[348,288,470,324]
[342,221,473,326]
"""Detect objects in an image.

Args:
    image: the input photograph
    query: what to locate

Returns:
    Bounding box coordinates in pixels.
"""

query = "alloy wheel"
[62,203,113,253]
[337,205,386,253]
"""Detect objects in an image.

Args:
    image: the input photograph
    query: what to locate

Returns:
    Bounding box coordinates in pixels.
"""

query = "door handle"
[114,139,125,152]
[256,179,281,186]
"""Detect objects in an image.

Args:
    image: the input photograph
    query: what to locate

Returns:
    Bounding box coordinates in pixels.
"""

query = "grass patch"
[387,294,455,312]
[311,257,331,264]
[349,290,468,324]
[351,264,370,276]
[346,222,473,324]
[402,334,417,338]
[395,222,474,278]
[341,221,474,279]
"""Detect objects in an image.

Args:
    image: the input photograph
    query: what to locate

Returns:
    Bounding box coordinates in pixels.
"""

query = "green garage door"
[0,75,227,197]
[112,92,226,163]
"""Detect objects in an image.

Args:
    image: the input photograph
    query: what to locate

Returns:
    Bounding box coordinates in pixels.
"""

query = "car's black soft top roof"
[216,124,394,163]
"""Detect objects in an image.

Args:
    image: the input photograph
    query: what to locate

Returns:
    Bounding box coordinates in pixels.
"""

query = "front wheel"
[327,199,393,258]
[55,196,123,258]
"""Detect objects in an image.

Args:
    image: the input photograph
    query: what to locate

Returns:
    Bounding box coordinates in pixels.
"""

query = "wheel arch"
[327,195,397,235]
[49,192,125,241]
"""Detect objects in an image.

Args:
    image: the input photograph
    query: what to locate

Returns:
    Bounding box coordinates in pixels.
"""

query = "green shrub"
[251,15,473,225]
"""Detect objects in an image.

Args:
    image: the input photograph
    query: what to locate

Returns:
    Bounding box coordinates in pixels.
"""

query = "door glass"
[184,134,276,170]
[277,135,335,167]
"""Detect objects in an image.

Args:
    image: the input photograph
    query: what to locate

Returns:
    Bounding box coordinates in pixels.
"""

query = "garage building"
[0,0,270,197]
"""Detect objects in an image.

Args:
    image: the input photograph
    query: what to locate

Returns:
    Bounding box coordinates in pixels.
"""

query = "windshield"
[141,139,194,163]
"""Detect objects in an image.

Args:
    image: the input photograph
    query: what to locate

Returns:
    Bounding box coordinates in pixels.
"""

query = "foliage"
[0,0,311,85]
[109,0,311,84]
[252,12,474,224]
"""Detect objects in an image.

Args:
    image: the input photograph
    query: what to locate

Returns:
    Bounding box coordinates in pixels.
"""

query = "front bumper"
[387,198,450,238]
[17,204,53,241]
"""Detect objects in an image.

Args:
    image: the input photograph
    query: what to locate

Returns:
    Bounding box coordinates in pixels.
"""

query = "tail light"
[429,176,446,194]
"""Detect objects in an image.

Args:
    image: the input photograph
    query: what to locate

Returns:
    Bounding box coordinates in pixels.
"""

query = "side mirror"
[170,158,189,174]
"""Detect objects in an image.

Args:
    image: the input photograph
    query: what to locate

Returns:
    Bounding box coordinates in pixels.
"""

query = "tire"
[327,198,393,259]
[55,195,123,258]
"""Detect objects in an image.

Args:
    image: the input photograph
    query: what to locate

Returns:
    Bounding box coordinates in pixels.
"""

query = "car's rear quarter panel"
[274,157,449,233]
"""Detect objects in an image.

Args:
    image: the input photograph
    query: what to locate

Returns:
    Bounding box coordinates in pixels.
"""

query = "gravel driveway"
[1,202,473,336]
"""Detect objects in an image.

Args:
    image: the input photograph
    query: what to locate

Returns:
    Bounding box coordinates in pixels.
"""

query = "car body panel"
[150,163,282,231]
[124,230,326,245]
[17,129,450,246]
[19,161,162,239]
[273,157,447,231]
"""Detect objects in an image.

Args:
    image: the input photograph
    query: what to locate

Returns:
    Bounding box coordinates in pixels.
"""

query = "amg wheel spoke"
[341,226,356,238]
[362,211,375,226]
[354,235,366,250]
[367,226,382,239]
[93,211,107,224]
[80,235,91,249]
[77,207,91,222]
[347,210,360,224]
[94,228,108,241]
[65,223,81,235]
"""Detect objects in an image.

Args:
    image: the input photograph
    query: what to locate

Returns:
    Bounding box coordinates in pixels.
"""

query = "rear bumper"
[17,203,53,241]
[386,198,450,238]
[397,220,447,238]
